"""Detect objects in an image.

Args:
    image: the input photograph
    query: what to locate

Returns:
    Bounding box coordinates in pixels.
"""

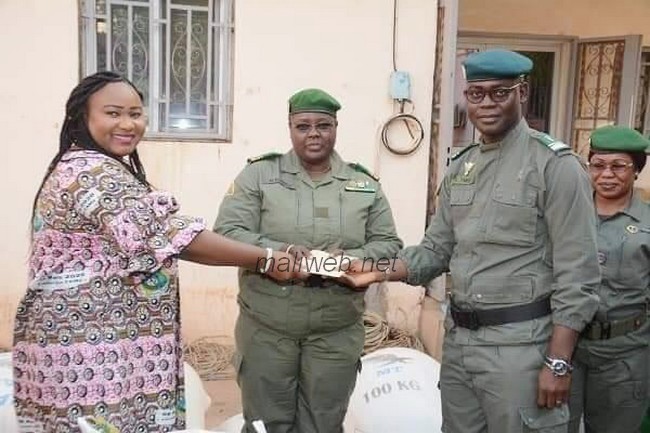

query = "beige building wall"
[459,0,650,45]
[0,0,80,349]
[0,0,438,348]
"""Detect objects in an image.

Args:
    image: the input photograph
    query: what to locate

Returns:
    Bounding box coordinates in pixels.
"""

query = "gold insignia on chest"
[452,161,477,185]
[463,162,475,177]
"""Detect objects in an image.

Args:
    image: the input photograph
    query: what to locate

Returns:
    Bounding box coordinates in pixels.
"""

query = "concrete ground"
[204,378,242,429]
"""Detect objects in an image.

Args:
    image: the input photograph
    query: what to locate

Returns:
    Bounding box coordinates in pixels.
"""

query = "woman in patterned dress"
[12,71,300,433]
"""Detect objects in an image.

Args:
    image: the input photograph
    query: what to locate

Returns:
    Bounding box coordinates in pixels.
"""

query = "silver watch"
[543,356,573,377]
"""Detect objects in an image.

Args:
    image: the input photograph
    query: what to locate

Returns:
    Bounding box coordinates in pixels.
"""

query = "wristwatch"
[543,355,573,377]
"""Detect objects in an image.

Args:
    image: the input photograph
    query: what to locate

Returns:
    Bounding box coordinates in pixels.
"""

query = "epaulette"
[531,131,571,154]
[451,143,478,161]
[349,162,379,181]
[247,152,282,164]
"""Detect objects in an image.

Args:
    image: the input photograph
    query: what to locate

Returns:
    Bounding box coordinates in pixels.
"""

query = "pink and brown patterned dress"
[12,149,205,433]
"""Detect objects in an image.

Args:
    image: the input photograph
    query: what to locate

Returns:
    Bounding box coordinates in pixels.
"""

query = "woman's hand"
[265,251,308,282]
[284,244,312,261]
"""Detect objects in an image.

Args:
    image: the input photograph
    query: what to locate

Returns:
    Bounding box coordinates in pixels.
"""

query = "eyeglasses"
[292,122,335,133]
[463,82,522,104]
[588,161,635,174]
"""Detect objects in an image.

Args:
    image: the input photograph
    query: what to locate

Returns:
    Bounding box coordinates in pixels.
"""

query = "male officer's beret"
[288,88,341,116]
[463,49,533,82]
[589,125,650,153]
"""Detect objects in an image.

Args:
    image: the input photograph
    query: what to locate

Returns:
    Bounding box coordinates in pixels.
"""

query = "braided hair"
[31,71,149,224]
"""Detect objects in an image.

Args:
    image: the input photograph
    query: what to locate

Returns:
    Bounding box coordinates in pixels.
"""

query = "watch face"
[551,359,569,376]
[553,362,567,375]
[545,357,572,376]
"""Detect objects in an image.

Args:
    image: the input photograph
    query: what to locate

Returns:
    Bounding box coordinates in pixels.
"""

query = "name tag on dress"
[32,269,92,291]
[155,408,176,426]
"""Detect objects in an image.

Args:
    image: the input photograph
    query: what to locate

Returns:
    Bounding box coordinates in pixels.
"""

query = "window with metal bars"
[635,50,650,137]
[80,0,234,141]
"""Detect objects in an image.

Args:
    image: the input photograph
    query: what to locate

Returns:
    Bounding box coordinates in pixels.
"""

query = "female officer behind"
[214,88,403,433]
[569,125,650,433]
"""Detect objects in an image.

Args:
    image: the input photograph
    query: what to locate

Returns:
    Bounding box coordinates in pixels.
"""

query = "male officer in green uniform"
[214,88,402,433]
[568,126,650,433]
[347,50,601,432]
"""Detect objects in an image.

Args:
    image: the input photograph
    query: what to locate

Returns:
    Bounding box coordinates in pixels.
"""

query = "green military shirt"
[399,119,600,345]
[214,149,403,334]
[579,192,650,357]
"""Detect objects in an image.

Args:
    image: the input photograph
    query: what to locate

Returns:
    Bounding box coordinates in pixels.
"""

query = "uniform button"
[476,294,482,299]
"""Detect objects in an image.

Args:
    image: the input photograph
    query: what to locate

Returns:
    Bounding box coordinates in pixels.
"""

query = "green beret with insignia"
[288,88,341,117]
[463,49,533,82]
[589,125,650,153]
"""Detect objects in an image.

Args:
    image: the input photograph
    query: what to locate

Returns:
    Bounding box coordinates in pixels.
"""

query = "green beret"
[589,125,650,153]
[463,49,533,82]
[288,88,341,116]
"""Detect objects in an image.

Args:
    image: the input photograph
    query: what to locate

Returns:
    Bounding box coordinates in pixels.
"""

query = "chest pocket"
[484,173,540,247]
[618,228,650,287]
[449,185,475,224]
[340,190,375,248]
[260,182,297,239]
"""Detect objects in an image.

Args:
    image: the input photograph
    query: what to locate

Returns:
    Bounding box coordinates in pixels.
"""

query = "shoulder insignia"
[531,131,571,154]
[451,143,478,161]
[247,152,282,164]
[224,181,235,196]
[348,162,379,181]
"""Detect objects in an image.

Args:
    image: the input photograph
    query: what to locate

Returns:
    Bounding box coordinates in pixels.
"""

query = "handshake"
[259,245,402,290]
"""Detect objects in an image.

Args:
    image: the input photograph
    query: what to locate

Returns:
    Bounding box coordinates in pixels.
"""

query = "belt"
[290,274,338,288]
[582,311,647,340]
[450,296,552,331]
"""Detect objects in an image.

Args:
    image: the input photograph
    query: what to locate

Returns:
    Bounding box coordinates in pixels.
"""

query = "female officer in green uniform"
[214,88,402,433]
[568,125,650,433]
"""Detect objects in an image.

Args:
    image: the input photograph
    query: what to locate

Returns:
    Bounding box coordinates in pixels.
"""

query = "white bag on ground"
[215,413,245,433]
[183,361,211,429]
[344,347,442,433]
[0,352,18,433]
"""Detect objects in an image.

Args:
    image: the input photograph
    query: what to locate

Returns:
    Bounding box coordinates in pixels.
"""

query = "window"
[80,0,234,141]
[635,50,650,137]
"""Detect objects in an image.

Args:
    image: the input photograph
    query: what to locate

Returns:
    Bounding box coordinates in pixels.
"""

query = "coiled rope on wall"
[363,311,424,356]
[183,336,235,381]
[380,100,425,156]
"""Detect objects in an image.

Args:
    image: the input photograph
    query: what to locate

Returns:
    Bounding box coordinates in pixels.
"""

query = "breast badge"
[451,161,476,185]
